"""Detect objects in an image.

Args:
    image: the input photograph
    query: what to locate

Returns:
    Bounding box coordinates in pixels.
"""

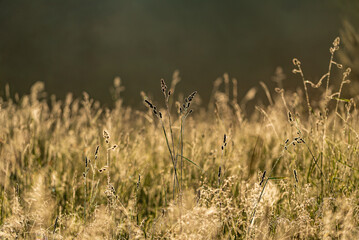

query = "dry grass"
[1,37,359,239]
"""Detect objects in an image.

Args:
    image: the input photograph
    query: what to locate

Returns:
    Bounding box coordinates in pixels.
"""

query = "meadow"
[0,37,359,239]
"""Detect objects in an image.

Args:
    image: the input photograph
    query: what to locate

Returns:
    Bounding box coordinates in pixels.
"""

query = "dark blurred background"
[0,0,358,106]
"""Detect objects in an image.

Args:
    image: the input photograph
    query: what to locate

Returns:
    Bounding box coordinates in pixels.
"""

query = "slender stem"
[321,52,334,190]
[247,154,283,237]
[107,149,110,186]
[179,116,184,234]
[89,159,97,210]
[180,117,183,194]
[333,73,348,140]
[160,119,179,193]
[165,95,177,200]
[298,65,312,115]
[221,144,224,181]
[168,116,177,198]
[322,54,334,147]
[165,100,176,167]
[84,170,87,222]
[247,177,269,237]
[305,143,324,177]
[326,54,334,99]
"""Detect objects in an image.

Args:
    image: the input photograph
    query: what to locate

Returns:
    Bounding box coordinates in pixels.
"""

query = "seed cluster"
[284,136,305,150]
[221,134,227,151]
[180,91,197,116]
[103,130,110,144]
[144,99,163,119]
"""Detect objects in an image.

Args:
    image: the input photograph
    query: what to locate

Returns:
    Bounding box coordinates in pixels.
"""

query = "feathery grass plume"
[208,77,223,109]
[240,87,257,107]
[111,77,125,104]
[223,73,230,97]
[255,106,279,140]
[170,70,181,95]
[28,174,55,238]
[0,187,26,238]
[232,78,238,104]
[272,66,286,89]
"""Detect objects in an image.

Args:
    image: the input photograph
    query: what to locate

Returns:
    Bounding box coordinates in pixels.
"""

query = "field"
[1,38,359,239]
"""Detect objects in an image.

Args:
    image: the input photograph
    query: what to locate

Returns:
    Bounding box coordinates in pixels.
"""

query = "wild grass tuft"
[0,37,359,239]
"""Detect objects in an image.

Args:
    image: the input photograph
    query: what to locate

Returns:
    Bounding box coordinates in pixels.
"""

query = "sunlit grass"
[0,37,359,239]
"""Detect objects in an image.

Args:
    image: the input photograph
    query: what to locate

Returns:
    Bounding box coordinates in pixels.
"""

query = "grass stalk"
[247,153,283,238]
[160,119,179,195]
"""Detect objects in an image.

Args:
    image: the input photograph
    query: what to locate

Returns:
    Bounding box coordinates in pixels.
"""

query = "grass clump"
[0,37,359,239]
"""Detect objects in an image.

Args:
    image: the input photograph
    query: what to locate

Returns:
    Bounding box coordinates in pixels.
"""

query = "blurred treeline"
[0,0,358,106]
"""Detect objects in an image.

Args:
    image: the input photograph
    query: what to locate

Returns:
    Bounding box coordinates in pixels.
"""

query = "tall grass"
[0,37,359,239]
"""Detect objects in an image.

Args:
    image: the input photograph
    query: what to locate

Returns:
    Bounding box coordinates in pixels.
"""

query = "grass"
[1,37,359,239]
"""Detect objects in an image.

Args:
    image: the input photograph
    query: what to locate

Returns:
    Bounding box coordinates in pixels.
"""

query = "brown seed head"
[293,169,298,183]
[161,79,167,93]
[144,99,153,108]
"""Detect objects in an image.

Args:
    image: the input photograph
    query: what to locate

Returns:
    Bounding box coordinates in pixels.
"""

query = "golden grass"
[1,37,359,239]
